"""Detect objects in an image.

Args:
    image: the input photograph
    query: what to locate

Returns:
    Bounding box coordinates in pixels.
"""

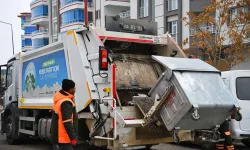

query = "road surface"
[0,133,249,150]
[0,113,248,150]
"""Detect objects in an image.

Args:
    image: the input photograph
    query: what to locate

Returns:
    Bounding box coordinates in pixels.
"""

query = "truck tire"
[242,139,250,147]
[5,115,18,145]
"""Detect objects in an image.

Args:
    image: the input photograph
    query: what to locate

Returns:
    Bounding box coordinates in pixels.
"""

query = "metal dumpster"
[149,56,240,131]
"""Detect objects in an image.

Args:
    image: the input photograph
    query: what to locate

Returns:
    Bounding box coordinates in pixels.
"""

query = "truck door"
[4,62,15,107]
[232,71,250,131]
[0,65,7,109]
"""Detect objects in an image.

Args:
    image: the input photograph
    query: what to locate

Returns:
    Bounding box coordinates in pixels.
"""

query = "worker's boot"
[216,143,224,149]
[226,145,234,150]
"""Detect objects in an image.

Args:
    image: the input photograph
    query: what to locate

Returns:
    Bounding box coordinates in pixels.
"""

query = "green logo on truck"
[42,59,55,68]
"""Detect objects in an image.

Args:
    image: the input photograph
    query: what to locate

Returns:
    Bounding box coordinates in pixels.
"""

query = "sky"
[0,0,30,64]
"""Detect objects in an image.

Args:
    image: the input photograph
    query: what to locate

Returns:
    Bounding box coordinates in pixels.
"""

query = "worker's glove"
[71,139,77,146]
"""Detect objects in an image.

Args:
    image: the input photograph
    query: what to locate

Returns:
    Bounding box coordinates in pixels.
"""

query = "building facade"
[18,0,93,52]
[93,0,211,47]
[18,0,215,50]
[18,13,36,52]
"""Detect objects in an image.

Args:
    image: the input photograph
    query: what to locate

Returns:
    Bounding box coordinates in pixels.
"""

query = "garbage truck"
[0,20,240,149]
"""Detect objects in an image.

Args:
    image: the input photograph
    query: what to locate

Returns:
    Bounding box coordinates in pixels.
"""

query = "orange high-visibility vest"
[54,98,75,143]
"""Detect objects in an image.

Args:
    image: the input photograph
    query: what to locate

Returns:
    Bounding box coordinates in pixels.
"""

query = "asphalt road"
[0,133,249,150]
[0,112,248,150]
[0,135,200,150]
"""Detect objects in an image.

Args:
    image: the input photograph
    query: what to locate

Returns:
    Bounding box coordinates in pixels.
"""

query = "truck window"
[6,65,13,87]
[236,77,250,100]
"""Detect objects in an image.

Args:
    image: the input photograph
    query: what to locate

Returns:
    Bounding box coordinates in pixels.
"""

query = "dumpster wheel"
[173,132,180,144]
[212,131,220,141]
[191,109,200,121]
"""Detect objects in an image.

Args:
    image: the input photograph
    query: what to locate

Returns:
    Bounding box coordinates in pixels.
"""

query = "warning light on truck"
[99,46,109,71]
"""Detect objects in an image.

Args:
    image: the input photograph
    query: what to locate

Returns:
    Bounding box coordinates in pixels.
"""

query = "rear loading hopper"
[134,56,240,135]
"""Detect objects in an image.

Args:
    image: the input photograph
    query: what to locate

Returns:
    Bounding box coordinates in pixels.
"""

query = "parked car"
[222,70,250,147]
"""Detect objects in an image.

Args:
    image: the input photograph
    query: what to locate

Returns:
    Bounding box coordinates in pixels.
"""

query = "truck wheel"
[200,143,216,150]
[242,139,250,147]
[5,115,17,145]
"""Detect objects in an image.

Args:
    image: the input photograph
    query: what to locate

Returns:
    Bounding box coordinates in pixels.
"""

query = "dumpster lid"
[152,56,220,72]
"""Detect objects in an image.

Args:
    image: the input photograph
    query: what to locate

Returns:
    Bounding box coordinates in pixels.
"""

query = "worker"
[51,79,78,150]
[216,120,234,150]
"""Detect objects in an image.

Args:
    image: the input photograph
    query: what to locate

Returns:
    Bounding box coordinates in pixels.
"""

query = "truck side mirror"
[0,65,7,91]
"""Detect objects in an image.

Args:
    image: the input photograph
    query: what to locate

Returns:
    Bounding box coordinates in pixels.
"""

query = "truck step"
[124,119,145,127]
[19,129,36,135]
[19,116,36,122]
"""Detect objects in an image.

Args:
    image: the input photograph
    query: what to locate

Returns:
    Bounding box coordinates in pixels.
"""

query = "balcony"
[21,21,31,29]
[30,0,48,9]
[139,6,149,18]
[60,0,93,14]
[32,29,49,39]
[190,26,216,36]
[119,11,130,18]
[22,46,33,52]
[104,0,130,7]
[21,34,32,40]
[31,4,49,25]
[31,16,49,26]
[60,22,84,32]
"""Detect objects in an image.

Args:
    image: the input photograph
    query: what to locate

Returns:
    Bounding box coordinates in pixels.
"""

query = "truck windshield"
[236,77,250,100]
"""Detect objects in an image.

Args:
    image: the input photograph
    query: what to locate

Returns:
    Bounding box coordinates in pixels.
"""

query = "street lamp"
[0,21,15,55]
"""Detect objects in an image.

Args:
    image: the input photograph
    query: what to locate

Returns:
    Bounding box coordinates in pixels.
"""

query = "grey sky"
[0,0,30,64]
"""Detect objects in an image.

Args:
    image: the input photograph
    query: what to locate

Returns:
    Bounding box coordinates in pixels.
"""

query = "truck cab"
[221,70,250,147]
[1,56,19,105]
[0,55,21,144]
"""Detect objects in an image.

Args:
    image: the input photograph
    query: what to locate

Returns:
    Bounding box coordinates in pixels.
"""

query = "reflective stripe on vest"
[54,98,75,143]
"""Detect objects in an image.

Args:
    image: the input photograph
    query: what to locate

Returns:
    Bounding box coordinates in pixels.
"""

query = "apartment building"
[18,0,93,52]
[18,13,36,52]
[93,0,211,47]
[18,0,215,52]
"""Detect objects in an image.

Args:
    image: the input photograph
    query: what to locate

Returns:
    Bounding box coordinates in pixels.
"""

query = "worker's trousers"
[216,120,234,150]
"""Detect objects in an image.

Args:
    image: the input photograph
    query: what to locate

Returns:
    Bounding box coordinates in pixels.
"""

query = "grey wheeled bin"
[149,56,240,132]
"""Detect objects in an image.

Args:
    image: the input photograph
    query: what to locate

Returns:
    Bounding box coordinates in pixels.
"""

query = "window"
[25,39,32,46]
[6,65,13,87]
[22,40,25,47]
[139,0,149,18]
[88,12,93,22]
[21,18,25,25]
[53,22,58,34]
[168,21,178,43]
[52,5,58,18]
[230,7,249,22]
[60,0,93,8]
[31,5,48,18]
[24,26,37,34]
[168,0,178,11]
[236,77,250,100]
[96,10,100,19]
[33,38,49,49]
[61,9,86,26]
